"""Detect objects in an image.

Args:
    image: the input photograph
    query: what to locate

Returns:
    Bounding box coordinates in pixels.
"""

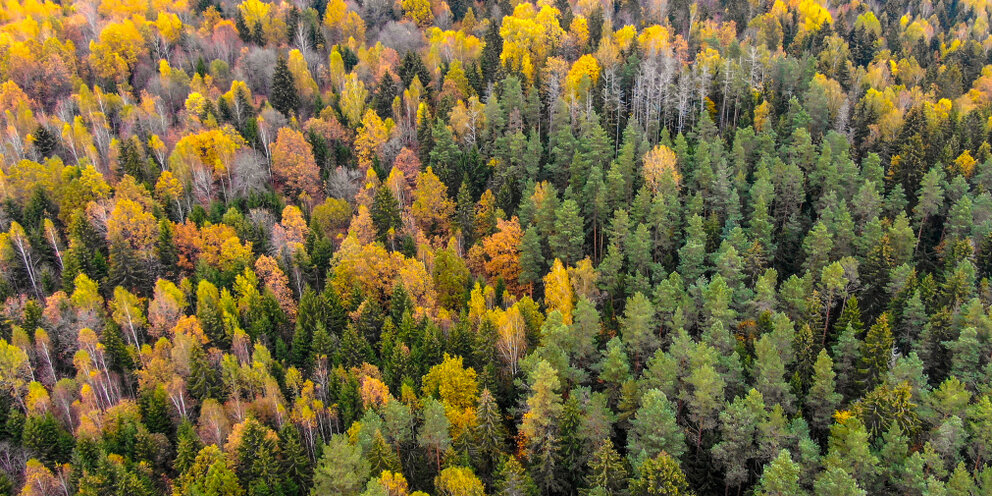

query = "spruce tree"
[33,125,58,159]
[859,313,894,390]
[138,385,173,436]
[175,420,203,474]
[270,55,299,117]
[371,186,402,242]
[585,439,627,495]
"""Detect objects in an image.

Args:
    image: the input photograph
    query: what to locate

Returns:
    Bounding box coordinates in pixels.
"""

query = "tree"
[754,450,805,496]
[435,466,485,496]
[711,389,766,489]
[813,467,866,496]
[520,360,563,494]
[418,398,452,472]
[628,389,685,464]
[371,186,402,242]
[518,226,545,294]
[629,452,691,496]
[621,292,658,365]
[271,55,299,117]
[412,167,456,237]
[859,313,894,389]
[643,144,680,195]
[678,215,707,283]
[22,412,74,467]
[682,351,723,447]
[482,218,524,294]
[543,260,574,324]
[493,456,537,496]
[473,389,507,473]
[272,128,322,200]
[586,439,627,495]
[175,445,245,496]
[807,350,841,431]
[312,434,370,496]
[550,199,584,266]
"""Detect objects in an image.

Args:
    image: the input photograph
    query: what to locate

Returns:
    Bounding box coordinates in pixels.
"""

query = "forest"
[4,0,992,494]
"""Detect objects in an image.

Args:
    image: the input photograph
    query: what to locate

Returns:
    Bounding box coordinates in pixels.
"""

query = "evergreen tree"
[371,186,402,242]
[754,450,805,496]
[859,313,894,390]
[270,55,299,117]
[138,385,172,436]
[493,455,538,496]
[585,439,627,495]
[806,350,841,432]
[550,199,584,266]
[628,389,685,464]
[518,225,545,294]
[629,452,691,496]
[473,389,506,475]
[175,420,203,474]
[33,125,58,159]
[22,412,74,467]
[312,434,370,496]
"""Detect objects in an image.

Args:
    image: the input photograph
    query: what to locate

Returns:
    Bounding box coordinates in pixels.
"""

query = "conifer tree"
[271,55,299,117]
[585,439,627,495]
[859,313,894,390]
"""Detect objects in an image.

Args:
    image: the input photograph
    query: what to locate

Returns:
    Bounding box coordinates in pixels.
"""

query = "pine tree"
[312,434,370,496]
[22,412,74,467]
[100,320,134,372]
[518,226,545,294]
[480,22,502,84]
[755,450,805,496]
[832,297,863,343]
[368,430,402,476]
[678,214,707,283]
[337,324,372,368]
[557,396,586,494]
[551,199,585,266]
[188,344,221,401]
[711,388,766,489]
[429,119,462,194]
[628,389,685,464]
[270,55,299,117]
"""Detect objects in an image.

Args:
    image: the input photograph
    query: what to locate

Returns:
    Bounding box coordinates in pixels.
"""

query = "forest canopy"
[4,0,992,495]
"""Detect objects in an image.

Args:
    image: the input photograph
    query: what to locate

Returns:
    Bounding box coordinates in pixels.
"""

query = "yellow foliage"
[500,2,564,82]
[543,259,573,324]
[565,54,600,104]
[422,353,478,411]
[642,143,680,194]
[797,0,832,34]
[88,19,147,83]
[288,49,319,101]
[354,109,391,172]
[952,150,978,177]
[402,0,434,27]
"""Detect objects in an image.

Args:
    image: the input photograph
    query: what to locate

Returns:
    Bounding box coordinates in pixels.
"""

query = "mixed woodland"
[7,0,992,495]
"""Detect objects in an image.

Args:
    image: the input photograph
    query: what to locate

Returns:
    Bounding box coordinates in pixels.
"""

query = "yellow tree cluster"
[500,2,565,82]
